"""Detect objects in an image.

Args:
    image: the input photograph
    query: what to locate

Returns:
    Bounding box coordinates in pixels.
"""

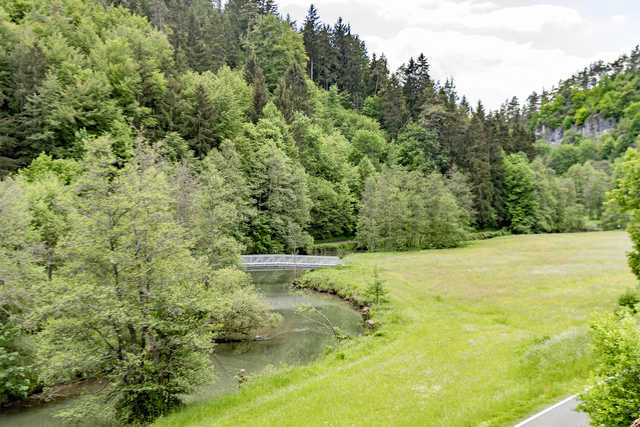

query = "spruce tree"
[381,73,409,139]
[302,4,320,81]
[275,61,312,122]
[245,54,268,122]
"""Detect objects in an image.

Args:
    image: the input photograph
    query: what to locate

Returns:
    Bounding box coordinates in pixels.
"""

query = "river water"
[0,270,363,426]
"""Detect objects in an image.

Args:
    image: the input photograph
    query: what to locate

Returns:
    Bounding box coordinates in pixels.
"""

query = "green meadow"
[155,232,635,427]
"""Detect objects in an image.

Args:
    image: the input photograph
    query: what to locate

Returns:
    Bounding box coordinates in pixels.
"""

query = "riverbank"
[154,232,635,427]
[0,271,364,427]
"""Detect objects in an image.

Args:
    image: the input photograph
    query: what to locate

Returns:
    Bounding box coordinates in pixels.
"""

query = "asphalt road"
[514,395,591,427]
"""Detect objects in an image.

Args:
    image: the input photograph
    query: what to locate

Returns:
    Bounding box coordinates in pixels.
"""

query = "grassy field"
[155,232,635,427]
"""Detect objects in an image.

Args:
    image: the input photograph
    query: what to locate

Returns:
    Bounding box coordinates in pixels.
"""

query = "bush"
[469,229,511,241]
[365,267,388,304]
[0,322,36,405]
[578,313,640,425]
[310,241,358,256]
[618,289,640,313]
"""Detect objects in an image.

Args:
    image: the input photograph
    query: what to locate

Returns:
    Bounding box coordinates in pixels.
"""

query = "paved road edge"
[512,394,580,427]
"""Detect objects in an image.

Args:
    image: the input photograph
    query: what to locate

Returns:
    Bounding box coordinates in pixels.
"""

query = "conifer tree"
[365,53,390,96]
[256,0,278,15]
[380,73,409,139]
[275,61,312,122]
[302,4,320,81]
[245,54,269,122]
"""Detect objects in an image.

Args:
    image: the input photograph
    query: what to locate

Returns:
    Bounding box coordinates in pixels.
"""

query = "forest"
[1,0,640,424]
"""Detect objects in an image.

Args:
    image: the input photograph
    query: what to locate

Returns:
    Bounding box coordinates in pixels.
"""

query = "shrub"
[0,322,36,405]
[578,313,640,426]
[365,267,388,304]
[469,229,511,241]
[618,289,640,313]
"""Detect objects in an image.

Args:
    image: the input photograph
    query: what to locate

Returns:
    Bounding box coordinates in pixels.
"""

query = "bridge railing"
[240,255,343,271]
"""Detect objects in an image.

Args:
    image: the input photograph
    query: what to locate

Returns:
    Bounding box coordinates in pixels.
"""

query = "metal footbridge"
[240,255,343,271]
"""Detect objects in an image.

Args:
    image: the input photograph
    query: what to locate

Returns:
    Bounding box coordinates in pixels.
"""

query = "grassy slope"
[155,232,634,427]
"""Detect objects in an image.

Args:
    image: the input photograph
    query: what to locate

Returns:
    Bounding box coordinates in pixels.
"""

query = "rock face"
[535,114,617,146]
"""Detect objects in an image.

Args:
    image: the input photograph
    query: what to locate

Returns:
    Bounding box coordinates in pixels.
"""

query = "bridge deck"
[240,255,343,271]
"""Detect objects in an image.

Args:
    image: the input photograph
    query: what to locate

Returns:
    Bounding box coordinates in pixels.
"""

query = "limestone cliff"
[535,114,617,146]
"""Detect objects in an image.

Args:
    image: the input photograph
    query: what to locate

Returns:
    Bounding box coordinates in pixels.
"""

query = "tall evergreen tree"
[365,53,389,96]
[466,105,497,228]
[256,0,278,15]
[330,18,368,107]
[302,4,320,81]
[244,54,268,122]
[275,61,312,122]
[401,56,433,120]
[245,14,307,91]
[316,24,335,90]
[380,73,409,139]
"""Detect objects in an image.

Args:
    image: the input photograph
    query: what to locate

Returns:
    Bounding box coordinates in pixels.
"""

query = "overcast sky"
[278,0,640,109]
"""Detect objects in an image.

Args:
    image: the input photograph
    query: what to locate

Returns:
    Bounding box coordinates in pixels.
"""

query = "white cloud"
[378,2,583,33]
[365,27,600,108]
[611,15,626,25]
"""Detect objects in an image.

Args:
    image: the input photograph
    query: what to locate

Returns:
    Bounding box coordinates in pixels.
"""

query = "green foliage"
[394,122,448,174]
[33,137,272,424]
[501,154,590,233]
[609,149,640,277]
[550,144,581,174]
[350,129,388,166]
[470,229,511,240]
[19,153,79,185]
[574,107,589,126]
[503,153,537,233]
[310,240,357,256]
[307,176,355,240]
[533,140,551,158]
[245,14,307,91]
[236,119,312,252]
[618,289,640,313]
[365,267,387,304]
[177,67,252,157]
[362,95,382,120]
[244,54,268,122]
[581,146,640,424]
[0,175,42,407]
[275,61,312,122]
[0,176,43,320]
[565,162,610,219]
[0,0,173,166]
[380,73,409,139]
[0,321,35,405]
[578,312,640,426]
[357,167,470,251]
[189,143,250,267]
[23,173,72,279]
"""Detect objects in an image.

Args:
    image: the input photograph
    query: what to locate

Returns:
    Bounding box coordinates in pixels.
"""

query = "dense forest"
[1,0,639,423]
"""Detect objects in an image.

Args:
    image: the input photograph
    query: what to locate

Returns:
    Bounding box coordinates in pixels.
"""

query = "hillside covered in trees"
[1,0,638,423]
[1,0,594,255]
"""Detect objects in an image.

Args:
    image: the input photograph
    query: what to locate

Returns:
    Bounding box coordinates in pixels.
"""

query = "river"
[0,270,363,426]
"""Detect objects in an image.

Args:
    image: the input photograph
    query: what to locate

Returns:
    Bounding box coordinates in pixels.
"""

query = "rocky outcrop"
[535,114,617,146]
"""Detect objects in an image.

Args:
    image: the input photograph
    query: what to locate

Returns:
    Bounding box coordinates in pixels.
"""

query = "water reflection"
[0,270,363,425]
[190,270,363,402]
